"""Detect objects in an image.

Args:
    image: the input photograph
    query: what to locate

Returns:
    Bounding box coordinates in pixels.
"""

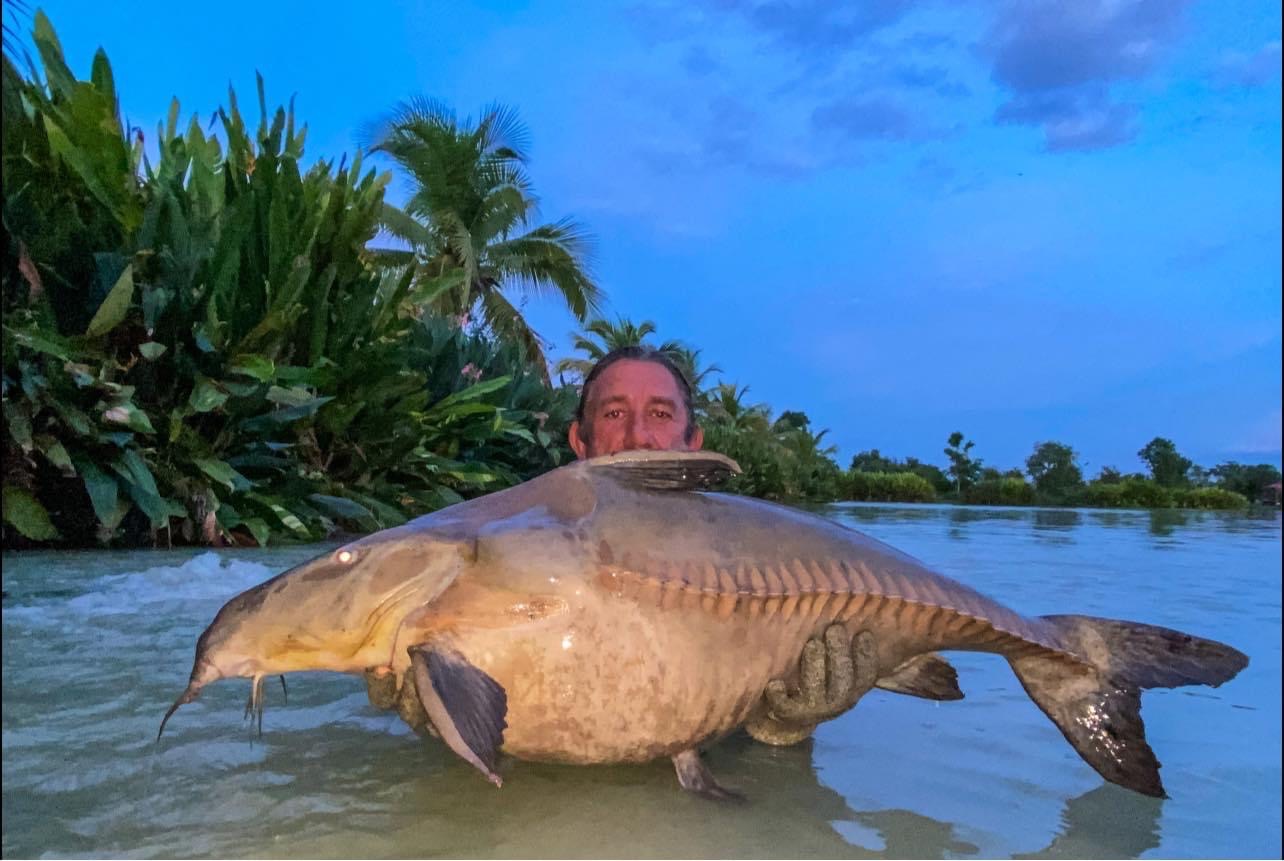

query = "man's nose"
[623,415,654,450]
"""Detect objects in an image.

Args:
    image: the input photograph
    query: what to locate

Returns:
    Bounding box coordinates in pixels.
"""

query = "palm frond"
[375,201,435,247]
[475,102,531,162]
[478,288,550,382]
[486,219,601,320]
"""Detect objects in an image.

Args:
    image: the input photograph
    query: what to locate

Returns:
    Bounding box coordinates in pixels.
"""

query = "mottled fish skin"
[386,457,1070,763]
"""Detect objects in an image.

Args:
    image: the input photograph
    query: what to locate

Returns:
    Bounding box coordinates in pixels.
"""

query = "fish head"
[159,525,469,739]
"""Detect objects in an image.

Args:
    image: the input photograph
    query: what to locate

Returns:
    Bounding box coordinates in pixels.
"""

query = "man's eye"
[652,409,672,419]
[604,409,623,419]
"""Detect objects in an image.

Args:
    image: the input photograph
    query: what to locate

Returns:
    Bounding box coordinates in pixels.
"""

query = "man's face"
[569,359,704,459]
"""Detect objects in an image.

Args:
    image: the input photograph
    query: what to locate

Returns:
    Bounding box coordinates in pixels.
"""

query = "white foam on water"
[5,552,279,629]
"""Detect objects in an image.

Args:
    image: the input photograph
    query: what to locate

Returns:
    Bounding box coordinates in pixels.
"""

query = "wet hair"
[574,346,698,443]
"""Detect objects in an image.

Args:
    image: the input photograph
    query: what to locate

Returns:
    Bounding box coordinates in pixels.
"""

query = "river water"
[3,504,1280,859]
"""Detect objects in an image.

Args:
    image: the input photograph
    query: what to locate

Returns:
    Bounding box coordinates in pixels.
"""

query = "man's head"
[569,346,704,459]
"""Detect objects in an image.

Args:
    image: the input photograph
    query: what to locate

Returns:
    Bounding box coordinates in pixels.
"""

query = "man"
[367,346,877,745]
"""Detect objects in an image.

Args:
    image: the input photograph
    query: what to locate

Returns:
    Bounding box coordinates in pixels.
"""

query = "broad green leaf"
[4,325,80,360]
[4,402,33,452]
[101,403,155,434]
[427,376,512,412]
[2,486,61,540]
[275,362,337,388]
[226,453,290,471]
[504,427,537,444]
[113,449,162,499]
[239,396,334,432]
[266,385,317,407]
[429,486,465,508]
[215,500,241,527]
[188,379,229,413]
[306,264,337,364]
[50,401,95,437]
[222,381,261,397]
[229,355,275,382]
[308,493,375,523]
[36,436,75,473]
[346,491,409,527]
[318,400,363,435]
[116,478,169,528]
[243,517,271,547]
[90,48,117,115]
[85,265,135,337]
[32,12,75,99]
[72,455,122,529]
[166,97,180,143]
[42,118,128,223]
[194,458,252,492]
[139,342,168,359]
[249,494,311,537]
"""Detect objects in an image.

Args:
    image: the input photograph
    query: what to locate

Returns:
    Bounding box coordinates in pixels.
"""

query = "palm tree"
[552,316,686,383]
[361,99,601,378]
[669,345,721,391]
[704,382,771,433]
[2,1,32,71]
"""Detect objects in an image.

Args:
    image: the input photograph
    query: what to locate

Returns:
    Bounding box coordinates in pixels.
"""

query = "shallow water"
[2,504,1280,859]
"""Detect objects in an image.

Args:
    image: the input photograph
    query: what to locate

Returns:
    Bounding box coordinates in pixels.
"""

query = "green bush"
[1171,487,1250,510]
[699,400,843,503]
[962,477,1035,506]
[845,471,937,503]
[1078,478,1173,509]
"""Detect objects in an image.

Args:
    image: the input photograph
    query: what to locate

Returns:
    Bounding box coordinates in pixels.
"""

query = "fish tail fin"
[1009,614,1248,798]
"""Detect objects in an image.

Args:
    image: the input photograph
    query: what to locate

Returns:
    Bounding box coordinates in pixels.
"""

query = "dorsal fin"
[583,450,742,492]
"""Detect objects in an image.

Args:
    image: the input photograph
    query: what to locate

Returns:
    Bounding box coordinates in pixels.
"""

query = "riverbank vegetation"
[2,13,1278,549]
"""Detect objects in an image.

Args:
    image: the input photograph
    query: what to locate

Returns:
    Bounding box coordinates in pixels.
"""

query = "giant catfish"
[160,451,1248,799]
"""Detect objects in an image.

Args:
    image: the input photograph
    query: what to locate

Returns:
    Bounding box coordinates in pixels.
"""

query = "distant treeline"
[2,13,1276,551]
[841,436,1280,510]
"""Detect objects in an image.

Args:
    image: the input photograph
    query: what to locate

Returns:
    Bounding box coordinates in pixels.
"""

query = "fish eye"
[335,549,357,564]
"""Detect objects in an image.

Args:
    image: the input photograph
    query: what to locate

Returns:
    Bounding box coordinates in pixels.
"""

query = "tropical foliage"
[360,99,600,377]
[847,471,936,503]
[552,317,684,382]
[2,15,570,548]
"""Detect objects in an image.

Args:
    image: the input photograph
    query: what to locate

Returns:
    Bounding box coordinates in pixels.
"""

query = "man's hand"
[744,625,879,746]
[365,667,398,710]
[364,667,437,737]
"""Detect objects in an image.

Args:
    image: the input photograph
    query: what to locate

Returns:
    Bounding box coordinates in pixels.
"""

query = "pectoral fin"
[409,645,508,786]
[876,652,964,701]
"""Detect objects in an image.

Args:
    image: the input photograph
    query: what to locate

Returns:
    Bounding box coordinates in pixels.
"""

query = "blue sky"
[23,0,1282,474]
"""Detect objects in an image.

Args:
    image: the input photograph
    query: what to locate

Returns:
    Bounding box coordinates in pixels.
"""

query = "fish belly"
[446,594,819,764]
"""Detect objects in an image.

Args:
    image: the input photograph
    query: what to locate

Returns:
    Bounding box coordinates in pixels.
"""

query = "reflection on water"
[2,505,1279,858]
[1148,508,1191,537]
[1032,509,1081,531]
[1014,785,1163,860]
